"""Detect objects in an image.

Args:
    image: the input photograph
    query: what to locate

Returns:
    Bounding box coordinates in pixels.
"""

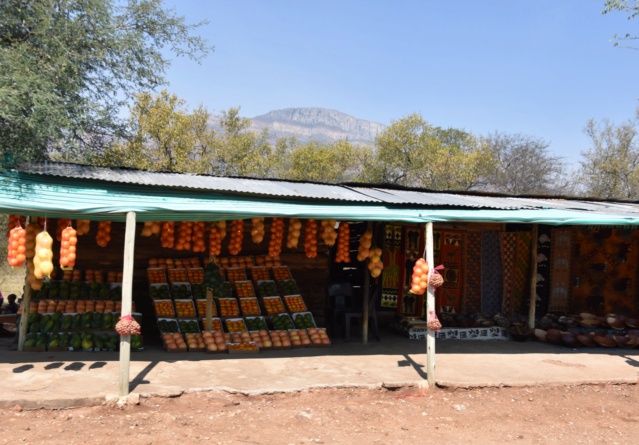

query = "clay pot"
[534,329,547,342]
[580,312,598,320]
[593,335,616,348]
[546,329,563,345]
[625,318,639,329]
[612,335,633,348]
[562,333,580,348]
[576,334,596,347]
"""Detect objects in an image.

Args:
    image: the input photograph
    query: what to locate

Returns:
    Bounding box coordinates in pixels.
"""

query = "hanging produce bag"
[115,315,141,335]
[429,264,445,288]
[427,310,442,332]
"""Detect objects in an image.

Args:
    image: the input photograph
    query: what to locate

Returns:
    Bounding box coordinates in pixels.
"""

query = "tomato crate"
[271,265,292,280]
[154,299,175,318]
[187,268,204,284]
[147,268,167,284]
[168,268,188,283]
[195,299,217,317]
[250,266,270,282]
[262,296,286,315]
[225,267,247,284]
[234,280,255,298]
[283,295,307,313]
[174,299,196,318]
[218,298,240,318]
[225,318,248,333]
[239,297,261,316]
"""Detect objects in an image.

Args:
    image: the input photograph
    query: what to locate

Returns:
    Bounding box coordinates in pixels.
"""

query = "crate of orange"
[154,299,175,317]
[225,318,247,333]
[225,267,246,284]
[218,298,240,318]
[284,295,307,313]
[262,296,286,315]
[186,268,204,284]
[174,299,196,318]
[200,317,223,332]
[271,265,292,280]
[147,268,167,284]
[168,268,188,283]
[234,280,255,298]
[195,299,217,317]
[239,297,261,316]
[227,341,259,354]
[250,266,270,282]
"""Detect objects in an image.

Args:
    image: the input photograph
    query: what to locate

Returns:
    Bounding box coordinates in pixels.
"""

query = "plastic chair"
[326,283,354,337]
[344,287,380,342]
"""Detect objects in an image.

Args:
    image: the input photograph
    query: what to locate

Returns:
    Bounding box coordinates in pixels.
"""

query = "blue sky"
[162,1,639,167]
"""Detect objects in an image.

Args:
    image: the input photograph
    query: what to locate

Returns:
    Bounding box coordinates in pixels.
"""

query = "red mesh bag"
[115,315,141,335]
[427,310,442,332]
[429,265,445,288]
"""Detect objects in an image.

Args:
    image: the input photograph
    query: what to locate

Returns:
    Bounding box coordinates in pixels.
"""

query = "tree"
[603,0,639,48]
[0,0,211,168]
[358,113,492,191]
[94,90,216,174]
[579,111,639,199]
[482,132,570,195]
[283,140,363,183]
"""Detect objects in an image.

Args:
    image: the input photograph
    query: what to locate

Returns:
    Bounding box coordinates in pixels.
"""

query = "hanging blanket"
[481,232,503,315]
[535,226,552,314]
[463,231,482,314]
[499,233,517,315]
[548,228,572,313]
[436,230,464,313]
[513,231,532,315]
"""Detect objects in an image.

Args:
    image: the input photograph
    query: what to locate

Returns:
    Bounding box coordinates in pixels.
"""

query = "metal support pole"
[425,222,436,387]
[119,212,136,397]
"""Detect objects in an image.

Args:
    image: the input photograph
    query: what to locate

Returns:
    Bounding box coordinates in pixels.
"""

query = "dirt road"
[2,383,638,445]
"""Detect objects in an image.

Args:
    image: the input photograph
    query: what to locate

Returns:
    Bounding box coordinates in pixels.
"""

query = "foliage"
[358,113,492,191]
[283,140,363,183]
[579,111,639,199]
[0,0,211,169]
[603,0,639,48]
[481,132,570,195]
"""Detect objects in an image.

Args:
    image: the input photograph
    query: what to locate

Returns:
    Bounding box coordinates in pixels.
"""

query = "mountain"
[248,108,386,146]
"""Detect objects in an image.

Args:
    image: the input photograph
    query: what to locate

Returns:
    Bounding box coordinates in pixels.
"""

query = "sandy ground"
[1,383,639,445]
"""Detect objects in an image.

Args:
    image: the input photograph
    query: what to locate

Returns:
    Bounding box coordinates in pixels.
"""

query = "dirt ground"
[1,384,638,445]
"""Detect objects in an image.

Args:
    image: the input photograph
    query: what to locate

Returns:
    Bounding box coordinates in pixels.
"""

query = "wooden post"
[528,224,539,330]
[205,288,213,331]
[361,221,374,344]
[119,212,137,397]
[425,222,436,387]
[17,282,32,352]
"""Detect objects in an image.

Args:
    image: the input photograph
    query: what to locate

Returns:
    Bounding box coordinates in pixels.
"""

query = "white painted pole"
[18,216,34,352]
[425,222,436,387]
[119,212,137,397]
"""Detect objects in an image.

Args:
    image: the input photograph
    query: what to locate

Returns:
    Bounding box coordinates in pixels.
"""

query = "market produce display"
[178,319,199,333]
[334,222,351,263]
[367,246,384,278]
[163,332,187,351]
[357,230,373,261]
[201,331,227,352]
[250,266,270,282]
[59,225,77,269]
[286,218,302,249]
[245,316,268,331]
[268,217,284,258]
[191,283,205,299]
[293,312,316,329]
[96,221,112,247]
[235,281,255,298]
[55,218,71,242]
[410,258,429,295]
[161,222,175,248]
[239,297,261,316]
[208,224,223,256]
[157,318,180,333]
[191,222,206,253]
[270,313,295,330]
[228,220,244,255]
[150,284,171,299]
[308,327,331,346]
[154,300,175,317]
[168,268,188,283]
[289,329,311,347]
[257,280,277,298]
[175,300,196,317]
[320,220,338,246]
[277,279,299,296]
[187,268,204,283]
[284,295,307,313]
[33,230,54,279]
[219,298,240,317]
[263,296,286,315]
[6,215,26,236]
[225,318,247,332]
[272,266,292,280]
[75,219,91,236]
[251,217,265,244]
[304,219,318,258]
[171,282,191,299]
[195,299,217,317]
[7,224,26,268]
[225,267,247,284]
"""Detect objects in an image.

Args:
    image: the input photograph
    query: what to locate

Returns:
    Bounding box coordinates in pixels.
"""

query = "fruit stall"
[5,162,639,396]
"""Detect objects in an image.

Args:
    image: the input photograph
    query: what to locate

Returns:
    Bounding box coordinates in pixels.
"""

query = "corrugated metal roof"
[20,162,377,203]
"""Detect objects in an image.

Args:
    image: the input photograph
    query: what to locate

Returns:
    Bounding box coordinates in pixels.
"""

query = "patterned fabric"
[436,230,464,313]
[535,226,552,314]
[382,224,402,310]
[481,232,503,315]
[463,231,482,314]
[513,231,532,314]
[548,228,572,313]
[570,228,639,314]
[500,232,517,314]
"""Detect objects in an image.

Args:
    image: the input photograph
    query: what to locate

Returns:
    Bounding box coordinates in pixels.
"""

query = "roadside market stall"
[4,162,639,395]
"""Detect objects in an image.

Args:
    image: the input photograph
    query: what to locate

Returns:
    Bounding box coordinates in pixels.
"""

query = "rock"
[11,405,22,412]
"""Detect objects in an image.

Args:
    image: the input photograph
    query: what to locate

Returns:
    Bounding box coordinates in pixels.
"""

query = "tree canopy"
[0,0,211,168]
[603,0,639,48]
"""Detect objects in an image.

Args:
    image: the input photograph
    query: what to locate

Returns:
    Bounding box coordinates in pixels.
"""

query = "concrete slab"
[0,332,637,410]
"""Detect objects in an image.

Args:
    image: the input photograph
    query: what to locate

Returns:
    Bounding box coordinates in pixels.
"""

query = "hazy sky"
[161,1,639,166]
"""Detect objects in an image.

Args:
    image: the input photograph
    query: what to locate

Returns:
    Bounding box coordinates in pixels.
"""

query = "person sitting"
[4,294,19,314]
